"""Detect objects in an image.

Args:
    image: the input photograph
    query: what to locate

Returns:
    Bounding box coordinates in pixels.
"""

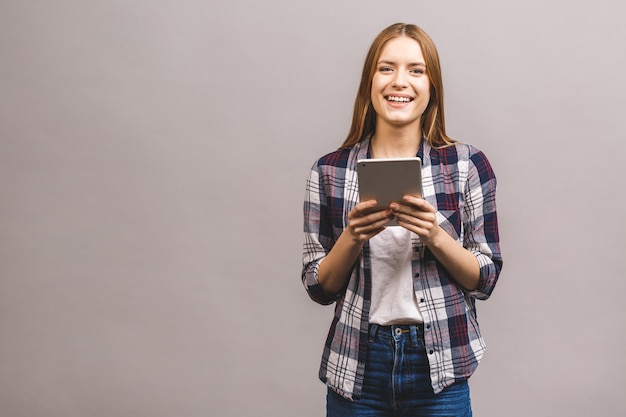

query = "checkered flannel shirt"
[302,136,502,400]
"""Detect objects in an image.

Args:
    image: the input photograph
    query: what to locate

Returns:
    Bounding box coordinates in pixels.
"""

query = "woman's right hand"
[346,200,395,243]
[318,200,394,295]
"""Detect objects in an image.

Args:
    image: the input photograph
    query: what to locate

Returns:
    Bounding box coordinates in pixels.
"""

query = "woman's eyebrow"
[377,59,426,67]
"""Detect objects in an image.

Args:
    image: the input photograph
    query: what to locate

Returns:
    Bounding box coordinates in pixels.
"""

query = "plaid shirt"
[302,136,502,400]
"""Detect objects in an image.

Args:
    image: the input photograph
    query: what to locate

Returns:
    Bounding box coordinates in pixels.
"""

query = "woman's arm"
[317,200,395,294]
[302,160,394,303]
[391,196,481,290]
[390,149,502,296]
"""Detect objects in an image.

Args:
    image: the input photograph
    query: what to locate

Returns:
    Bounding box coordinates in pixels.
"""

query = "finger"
[351,200,379,218]
[353,224,386,240]
[402,195,435,212]
[357,199,379,211]
[351,212,394,239]
[352,223,386,241]
[389,202,423,219]
[391,200,436,220]
[396,217,435,232]
[352,210,394,229]
[393,209,437,231]
[352,203,393,222]
[396,209,437,225]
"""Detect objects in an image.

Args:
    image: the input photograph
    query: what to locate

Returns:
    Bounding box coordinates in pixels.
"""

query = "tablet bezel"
[356,157,423,225]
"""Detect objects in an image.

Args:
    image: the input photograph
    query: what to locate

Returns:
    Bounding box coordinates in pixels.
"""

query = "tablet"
[356,157,423,225]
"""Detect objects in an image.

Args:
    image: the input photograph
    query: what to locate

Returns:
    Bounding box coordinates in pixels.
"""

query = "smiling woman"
[369,36,431,157]
[341,23,453,152]
[301,22,503,416]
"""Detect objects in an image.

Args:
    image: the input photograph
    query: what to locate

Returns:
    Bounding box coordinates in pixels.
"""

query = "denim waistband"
[368,323,424,346]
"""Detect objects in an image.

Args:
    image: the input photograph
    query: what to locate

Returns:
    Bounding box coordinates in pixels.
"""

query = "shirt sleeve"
[463,149,503,300]
[301,161,342,305]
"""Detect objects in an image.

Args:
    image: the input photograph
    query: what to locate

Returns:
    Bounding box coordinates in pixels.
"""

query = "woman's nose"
[392,71,408,88]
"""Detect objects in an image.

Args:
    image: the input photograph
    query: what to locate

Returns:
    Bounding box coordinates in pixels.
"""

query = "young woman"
[302,23,503,416]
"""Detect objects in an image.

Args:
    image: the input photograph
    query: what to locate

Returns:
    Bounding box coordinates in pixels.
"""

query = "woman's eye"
[379,66,393,72]
[410,68,425,75]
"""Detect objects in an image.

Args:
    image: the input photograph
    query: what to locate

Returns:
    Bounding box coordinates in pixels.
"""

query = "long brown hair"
[340,23,455,149]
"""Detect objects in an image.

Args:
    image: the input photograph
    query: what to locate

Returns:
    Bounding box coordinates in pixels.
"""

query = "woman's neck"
[370,126,422,159]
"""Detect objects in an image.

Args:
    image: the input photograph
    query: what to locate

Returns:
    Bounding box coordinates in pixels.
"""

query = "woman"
[302,23,502,416]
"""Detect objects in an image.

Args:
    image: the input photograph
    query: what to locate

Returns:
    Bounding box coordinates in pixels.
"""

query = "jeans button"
[395,328,402,336]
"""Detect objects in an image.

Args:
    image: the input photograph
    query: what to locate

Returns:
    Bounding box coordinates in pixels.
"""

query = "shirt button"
[426,324,431,329]
[419,298,425,303]
[414,273,420,278]
[429,349,434,355]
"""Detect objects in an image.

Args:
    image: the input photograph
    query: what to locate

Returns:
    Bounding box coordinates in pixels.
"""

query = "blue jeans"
[326,324,472,417]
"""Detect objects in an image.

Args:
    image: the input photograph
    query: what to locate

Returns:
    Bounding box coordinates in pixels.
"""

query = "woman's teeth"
[386,96,412,102]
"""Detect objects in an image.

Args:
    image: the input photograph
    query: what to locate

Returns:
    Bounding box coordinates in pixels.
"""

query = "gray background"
[1,0,625,416]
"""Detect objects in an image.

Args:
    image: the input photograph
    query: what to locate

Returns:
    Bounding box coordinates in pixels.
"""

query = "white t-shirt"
[368,226,423,325]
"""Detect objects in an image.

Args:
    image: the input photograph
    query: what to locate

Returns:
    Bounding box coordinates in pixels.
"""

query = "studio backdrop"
[1,1,625,416]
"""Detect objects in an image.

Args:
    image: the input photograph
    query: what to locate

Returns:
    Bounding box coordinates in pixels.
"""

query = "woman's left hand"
[391,195,481,291]
[389,195,442,245]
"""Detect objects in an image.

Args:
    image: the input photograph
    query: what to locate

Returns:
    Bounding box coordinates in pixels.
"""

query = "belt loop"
[410,325,419,347]
[368,324,378,343]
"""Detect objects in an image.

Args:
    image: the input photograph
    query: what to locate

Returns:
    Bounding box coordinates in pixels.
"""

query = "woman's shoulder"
[436,141,492,165]
[447,141,496,178]
[313,146,354,169]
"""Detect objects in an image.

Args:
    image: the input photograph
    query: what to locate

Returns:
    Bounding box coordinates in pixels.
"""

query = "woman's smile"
[385,95,414,104]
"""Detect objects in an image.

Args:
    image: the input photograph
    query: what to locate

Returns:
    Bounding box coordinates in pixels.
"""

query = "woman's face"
[370,36,431,132]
